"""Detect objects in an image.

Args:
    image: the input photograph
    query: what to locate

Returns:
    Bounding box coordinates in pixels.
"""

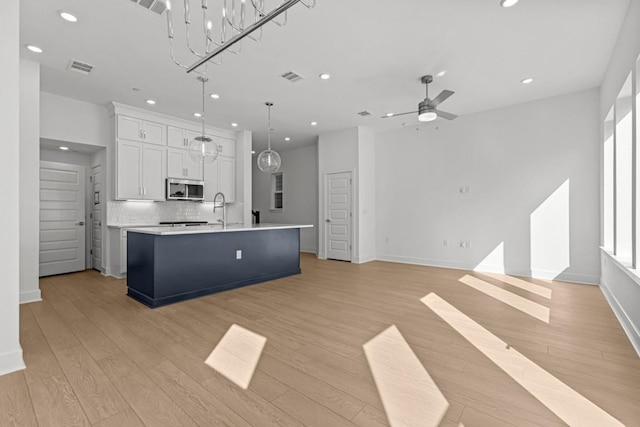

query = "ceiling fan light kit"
[382,75,458,122]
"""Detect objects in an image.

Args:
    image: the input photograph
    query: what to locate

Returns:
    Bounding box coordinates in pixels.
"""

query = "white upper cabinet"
[117,115,166,146]
[215,137,235,157]
[116,140,165,200]
[168,126,201,149]
[167,148,203,180]
[204,137,235,203]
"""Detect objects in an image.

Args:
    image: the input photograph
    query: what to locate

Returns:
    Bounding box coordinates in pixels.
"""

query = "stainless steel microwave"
[166,178,205,201]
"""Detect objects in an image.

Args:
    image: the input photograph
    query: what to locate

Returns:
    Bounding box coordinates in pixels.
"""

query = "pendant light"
[188,76,219,164]
[257,102,281,173]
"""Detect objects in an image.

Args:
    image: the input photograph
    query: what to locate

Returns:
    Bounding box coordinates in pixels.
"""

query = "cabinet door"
[203,160,219,202]
[142,144,165,200]
[167,126,187,148]
[142,121,165,146]
[216,137,236,157]
[219,156,235,203]
[167,148,185,178]
[184,152,203,180]
[117,116,142,142]
[116,140,142,199]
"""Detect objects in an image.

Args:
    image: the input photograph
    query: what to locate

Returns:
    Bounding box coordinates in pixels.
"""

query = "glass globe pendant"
[257,102,281,173]
[188,76,220,164]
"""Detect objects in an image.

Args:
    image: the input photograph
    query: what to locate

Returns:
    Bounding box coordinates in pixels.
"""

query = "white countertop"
[125,223,313,236]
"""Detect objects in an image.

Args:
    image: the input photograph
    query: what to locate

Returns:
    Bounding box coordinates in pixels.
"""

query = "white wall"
[357,127,376,263]
[253,144,319,253]
[20,60,41,304]
[599,0,640,355]
[234,130,253,226]
[41,92,111,149]
[376,89,600,284]
[0,0,25,375]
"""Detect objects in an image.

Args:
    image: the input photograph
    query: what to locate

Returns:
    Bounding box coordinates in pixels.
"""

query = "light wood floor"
[2,254,640,426]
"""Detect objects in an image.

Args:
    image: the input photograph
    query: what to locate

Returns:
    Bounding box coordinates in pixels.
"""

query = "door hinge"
[90,213,93,219]
[90,176,93,182]
[350,178,352,184]
[90,249,93,255]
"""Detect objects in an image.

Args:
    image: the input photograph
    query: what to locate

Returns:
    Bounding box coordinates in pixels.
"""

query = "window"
[615,73,633,264]
[604,67,637,269]
[271,172,283,210]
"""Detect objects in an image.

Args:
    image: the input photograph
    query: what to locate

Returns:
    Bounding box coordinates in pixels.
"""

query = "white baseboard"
[353,254,375,264]
[300,248,317,255]
[376,254,599,285]
[107,272,126,280]
[0,348,25,376]
[600,277,640,358]
[19,289,42,304]
[375,254,469,271]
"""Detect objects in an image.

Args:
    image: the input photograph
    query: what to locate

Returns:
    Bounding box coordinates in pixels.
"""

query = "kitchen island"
[126,223,313,308]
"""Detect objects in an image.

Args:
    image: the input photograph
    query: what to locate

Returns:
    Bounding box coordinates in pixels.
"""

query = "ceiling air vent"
[358,111,373,117]
[280,70,304,83]
[67,59,95,75]
[130,0,167,15]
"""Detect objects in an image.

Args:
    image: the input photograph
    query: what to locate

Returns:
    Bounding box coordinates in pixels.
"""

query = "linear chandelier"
[165,0,316,75]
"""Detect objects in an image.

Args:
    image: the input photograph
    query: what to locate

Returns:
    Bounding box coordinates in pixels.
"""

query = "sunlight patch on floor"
[421,293,624,427]
[479,272,552,299]
[459,275,550,323]
[363,325,449,427]
[205,324,266,389]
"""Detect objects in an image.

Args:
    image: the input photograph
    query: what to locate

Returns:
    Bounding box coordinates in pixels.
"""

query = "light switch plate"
[236,250,242,260]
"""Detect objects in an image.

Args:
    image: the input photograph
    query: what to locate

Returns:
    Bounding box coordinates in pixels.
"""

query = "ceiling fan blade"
[435,109,457,120]
[381,110,418,118]
[428,90,455,108]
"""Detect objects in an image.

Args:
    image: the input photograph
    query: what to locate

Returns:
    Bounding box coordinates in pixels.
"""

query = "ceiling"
[21,0,629,152]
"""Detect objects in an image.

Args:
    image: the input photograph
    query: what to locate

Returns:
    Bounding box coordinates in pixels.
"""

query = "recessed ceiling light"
[310,121,318,126]
[319,73,331,80]
[386,113,394,117]
[194,112,202,118]
[59,12,78,22]
[26,45,43,53]
[500,0,519,7]
[285,137,291,141]
[146,99,156,105]
[521,77,534,84]
[436,70,447,77]
[210,93,220,99]
[231,122,238,127]
[59,146,69,151]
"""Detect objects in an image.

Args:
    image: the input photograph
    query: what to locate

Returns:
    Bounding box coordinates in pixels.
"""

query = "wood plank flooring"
[1,254,639,426]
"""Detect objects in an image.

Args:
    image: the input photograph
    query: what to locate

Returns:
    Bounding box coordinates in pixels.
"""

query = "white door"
[39,161,86,277]
[91,164,102,271]
[326,172,352,261]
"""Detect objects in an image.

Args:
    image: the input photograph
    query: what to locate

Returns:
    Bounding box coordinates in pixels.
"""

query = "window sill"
[601,247,640,288]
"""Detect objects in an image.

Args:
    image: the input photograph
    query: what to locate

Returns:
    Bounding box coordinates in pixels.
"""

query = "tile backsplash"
[107,200,244,225]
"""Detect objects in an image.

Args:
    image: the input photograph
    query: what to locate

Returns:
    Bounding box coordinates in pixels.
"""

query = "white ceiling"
[21,0,629,152]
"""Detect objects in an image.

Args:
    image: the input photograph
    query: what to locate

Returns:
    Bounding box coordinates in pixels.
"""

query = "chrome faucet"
[213,192,226,229]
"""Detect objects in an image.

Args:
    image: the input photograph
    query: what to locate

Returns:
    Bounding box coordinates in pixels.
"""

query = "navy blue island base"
[126,227,302,308]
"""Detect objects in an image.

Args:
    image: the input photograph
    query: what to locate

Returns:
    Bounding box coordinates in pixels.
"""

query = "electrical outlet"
[236,250,242,260]
[459,186,470,194]
[459,241,471,248]
[459,241,466,248]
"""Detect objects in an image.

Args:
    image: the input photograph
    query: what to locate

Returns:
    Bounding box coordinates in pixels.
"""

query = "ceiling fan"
[382,75,457,122]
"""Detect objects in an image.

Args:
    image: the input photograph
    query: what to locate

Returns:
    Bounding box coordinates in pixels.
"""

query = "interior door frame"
[320,169,356,262]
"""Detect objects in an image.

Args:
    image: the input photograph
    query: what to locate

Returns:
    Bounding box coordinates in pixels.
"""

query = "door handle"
[77,221,85,226]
